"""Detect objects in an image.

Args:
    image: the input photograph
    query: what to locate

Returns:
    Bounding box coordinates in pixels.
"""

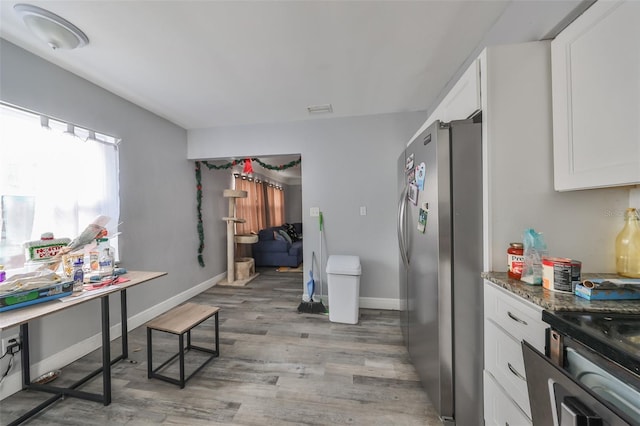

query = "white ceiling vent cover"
[307,104,333,114]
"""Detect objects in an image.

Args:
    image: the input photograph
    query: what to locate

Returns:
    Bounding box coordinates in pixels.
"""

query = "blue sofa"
[252,223,302,267]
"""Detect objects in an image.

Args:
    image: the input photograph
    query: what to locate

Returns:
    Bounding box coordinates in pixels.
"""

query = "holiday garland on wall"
[200,157,301,171]
[195,157,301,267]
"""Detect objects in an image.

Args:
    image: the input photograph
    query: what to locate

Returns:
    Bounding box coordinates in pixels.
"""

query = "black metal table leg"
[120,289,128,359]
[101,295,111,405]
[20,323,30,388]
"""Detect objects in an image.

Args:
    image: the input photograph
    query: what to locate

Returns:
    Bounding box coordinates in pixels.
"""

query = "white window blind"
[0,103,120,270]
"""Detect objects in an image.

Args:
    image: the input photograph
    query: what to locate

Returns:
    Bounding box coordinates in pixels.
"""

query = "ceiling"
[0,0,586,131]
[0,1,586,183]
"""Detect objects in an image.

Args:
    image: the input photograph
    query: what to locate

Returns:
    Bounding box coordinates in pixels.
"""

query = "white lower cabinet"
[484,371,532,426]
[483,281,547,425]
[485,320,531,418]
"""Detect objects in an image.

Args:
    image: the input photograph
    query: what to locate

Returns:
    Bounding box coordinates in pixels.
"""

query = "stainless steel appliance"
[523,311,640,426]
[396,118,483,425]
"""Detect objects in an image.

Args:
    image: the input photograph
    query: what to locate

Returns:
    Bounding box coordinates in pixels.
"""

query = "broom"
[297,252,326,314]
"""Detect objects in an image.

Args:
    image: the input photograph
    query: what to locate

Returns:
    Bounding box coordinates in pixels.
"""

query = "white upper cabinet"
[409,59,480,145]
[439,58,481,123]
[552,0,640,191]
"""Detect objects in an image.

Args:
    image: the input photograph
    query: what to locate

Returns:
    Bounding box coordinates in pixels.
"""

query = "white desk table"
[0,270,167,425]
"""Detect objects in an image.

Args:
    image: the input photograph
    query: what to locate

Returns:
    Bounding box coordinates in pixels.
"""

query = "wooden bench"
[146,302,220,388]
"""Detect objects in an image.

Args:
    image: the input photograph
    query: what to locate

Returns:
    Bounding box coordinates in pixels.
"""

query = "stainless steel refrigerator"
[397,118,483,426]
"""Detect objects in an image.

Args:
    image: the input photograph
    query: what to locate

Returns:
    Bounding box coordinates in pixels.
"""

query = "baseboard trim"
[0,272,224,401]
[299,295,400,311]
[359,297,400,311]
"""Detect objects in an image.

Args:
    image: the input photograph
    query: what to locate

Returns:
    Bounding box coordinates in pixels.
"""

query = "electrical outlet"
[2,334,20,354]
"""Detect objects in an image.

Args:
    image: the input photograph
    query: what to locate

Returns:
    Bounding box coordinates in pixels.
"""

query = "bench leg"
[147,328,152,379]
[178,334,185,389]
[215,312,219,356]
[147,311,220,389]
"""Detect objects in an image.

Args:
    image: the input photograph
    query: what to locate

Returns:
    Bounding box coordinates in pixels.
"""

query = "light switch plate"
[360,206,367,216]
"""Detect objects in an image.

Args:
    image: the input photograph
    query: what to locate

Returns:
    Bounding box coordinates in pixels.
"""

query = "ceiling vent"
[307,104,333,115]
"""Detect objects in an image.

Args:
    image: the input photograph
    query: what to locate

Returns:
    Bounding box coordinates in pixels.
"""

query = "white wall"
[482,41,630,273]
[189,111,426,302]
[0,39,228,398]
[285,183,303,223]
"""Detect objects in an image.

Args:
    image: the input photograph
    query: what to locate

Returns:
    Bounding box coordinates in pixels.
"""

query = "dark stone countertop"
[482,271,640,314]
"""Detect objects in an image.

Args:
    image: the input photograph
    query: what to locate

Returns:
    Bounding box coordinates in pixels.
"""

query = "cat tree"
[221,189,259,285]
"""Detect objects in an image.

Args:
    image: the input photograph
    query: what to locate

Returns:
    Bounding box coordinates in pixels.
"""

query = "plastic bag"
[521,228,548,285]
[0,270,62,294]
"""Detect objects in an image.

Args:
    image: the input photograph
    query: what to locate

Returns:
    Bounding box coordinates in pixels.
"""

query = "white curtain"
[0,104,119,268]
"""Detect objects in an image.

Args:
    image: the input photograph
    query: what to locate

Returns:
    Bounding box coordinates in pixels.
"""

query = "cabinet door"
[440,59,480,123]
[485,319,532,418]
[552,0,640,191]
[484,282,546,352]
[412,58,481,141]
[484,370,532,426]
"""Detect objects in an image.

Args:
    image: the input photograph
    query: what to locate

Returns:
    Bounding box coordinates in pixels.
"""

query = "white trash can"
[326,255,362,324]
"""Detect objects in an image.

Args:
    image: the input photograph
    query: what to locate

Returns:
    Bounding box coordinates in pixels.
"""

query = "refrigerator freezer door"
[450,119,484,425]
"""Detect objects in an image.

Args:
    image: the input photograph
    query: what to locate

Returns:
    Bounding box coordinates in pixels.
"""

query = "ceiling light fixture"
[307,104,333,114]
[14,4,89,50]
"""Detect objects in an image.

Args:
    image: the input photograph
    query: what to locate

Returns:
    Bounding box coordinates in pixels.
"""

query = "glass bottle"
[615,208,640,278]
[98,247,114,278]
[91,238,109,272]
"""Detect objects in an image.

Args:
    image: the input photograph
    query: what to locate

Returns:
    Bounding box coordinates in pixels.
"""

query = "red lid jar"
[507,242,524,280]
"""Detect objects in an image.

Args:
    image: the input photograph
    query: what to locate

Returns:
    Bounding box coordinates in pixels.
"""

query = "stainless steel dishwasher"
[523,311,640,426]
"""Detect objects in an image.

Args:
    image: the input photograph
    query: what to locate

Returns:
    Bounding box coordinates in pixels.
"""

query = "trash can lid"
[326,255,361,275]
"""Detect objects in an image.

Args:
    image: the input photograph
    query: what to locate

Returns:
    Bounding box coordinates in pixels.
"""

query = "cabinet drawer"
[484,282,546,352]
[485,319,531,418]
[484,370,532,426]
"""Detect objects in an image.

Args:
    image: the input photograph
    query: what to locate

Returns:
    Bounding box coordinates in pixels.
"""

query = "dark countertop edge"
[482,271,640,314]
[541,311,640,378]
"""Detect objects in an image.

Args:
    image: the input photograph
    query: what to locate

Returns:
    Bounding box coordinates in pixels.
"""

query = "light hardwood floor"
[1,268,443,425]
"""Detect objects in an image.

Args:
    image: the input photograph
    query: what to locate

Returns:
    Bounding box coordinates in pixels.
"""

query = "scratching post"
[222,189,259,286]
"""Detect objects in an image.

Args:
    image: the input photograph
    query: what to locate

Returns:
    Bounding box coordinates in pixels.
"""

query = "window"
[233,175,285,234]
[265,183,285,227]
[0,103,120,270]
[234,177,266,235]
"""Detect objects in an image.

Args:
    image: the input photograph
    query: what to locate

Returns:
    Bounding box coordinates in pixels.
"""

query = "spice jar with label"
[507,242,524,280]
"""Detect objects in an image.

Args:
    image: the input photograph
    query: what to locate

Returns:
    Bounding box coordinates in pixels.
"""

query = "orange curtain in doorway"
[234,177,266,235]
[266,185,285,227]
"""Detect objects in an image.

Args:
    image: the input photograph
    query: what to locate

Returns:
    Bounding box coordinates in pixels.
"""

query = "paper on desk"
[58,276,130,302]
[59,286,113,302]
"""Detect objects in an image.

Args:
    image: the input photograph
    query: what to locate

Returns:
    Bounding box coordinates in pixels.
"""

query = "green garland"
[201,157,301,171]
[195,156,301,267]
[195,161,205,267]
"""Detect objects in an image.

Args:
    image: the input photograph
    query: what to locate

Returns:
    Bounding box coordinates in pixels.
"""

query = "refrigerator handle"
[397,185,409,268]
